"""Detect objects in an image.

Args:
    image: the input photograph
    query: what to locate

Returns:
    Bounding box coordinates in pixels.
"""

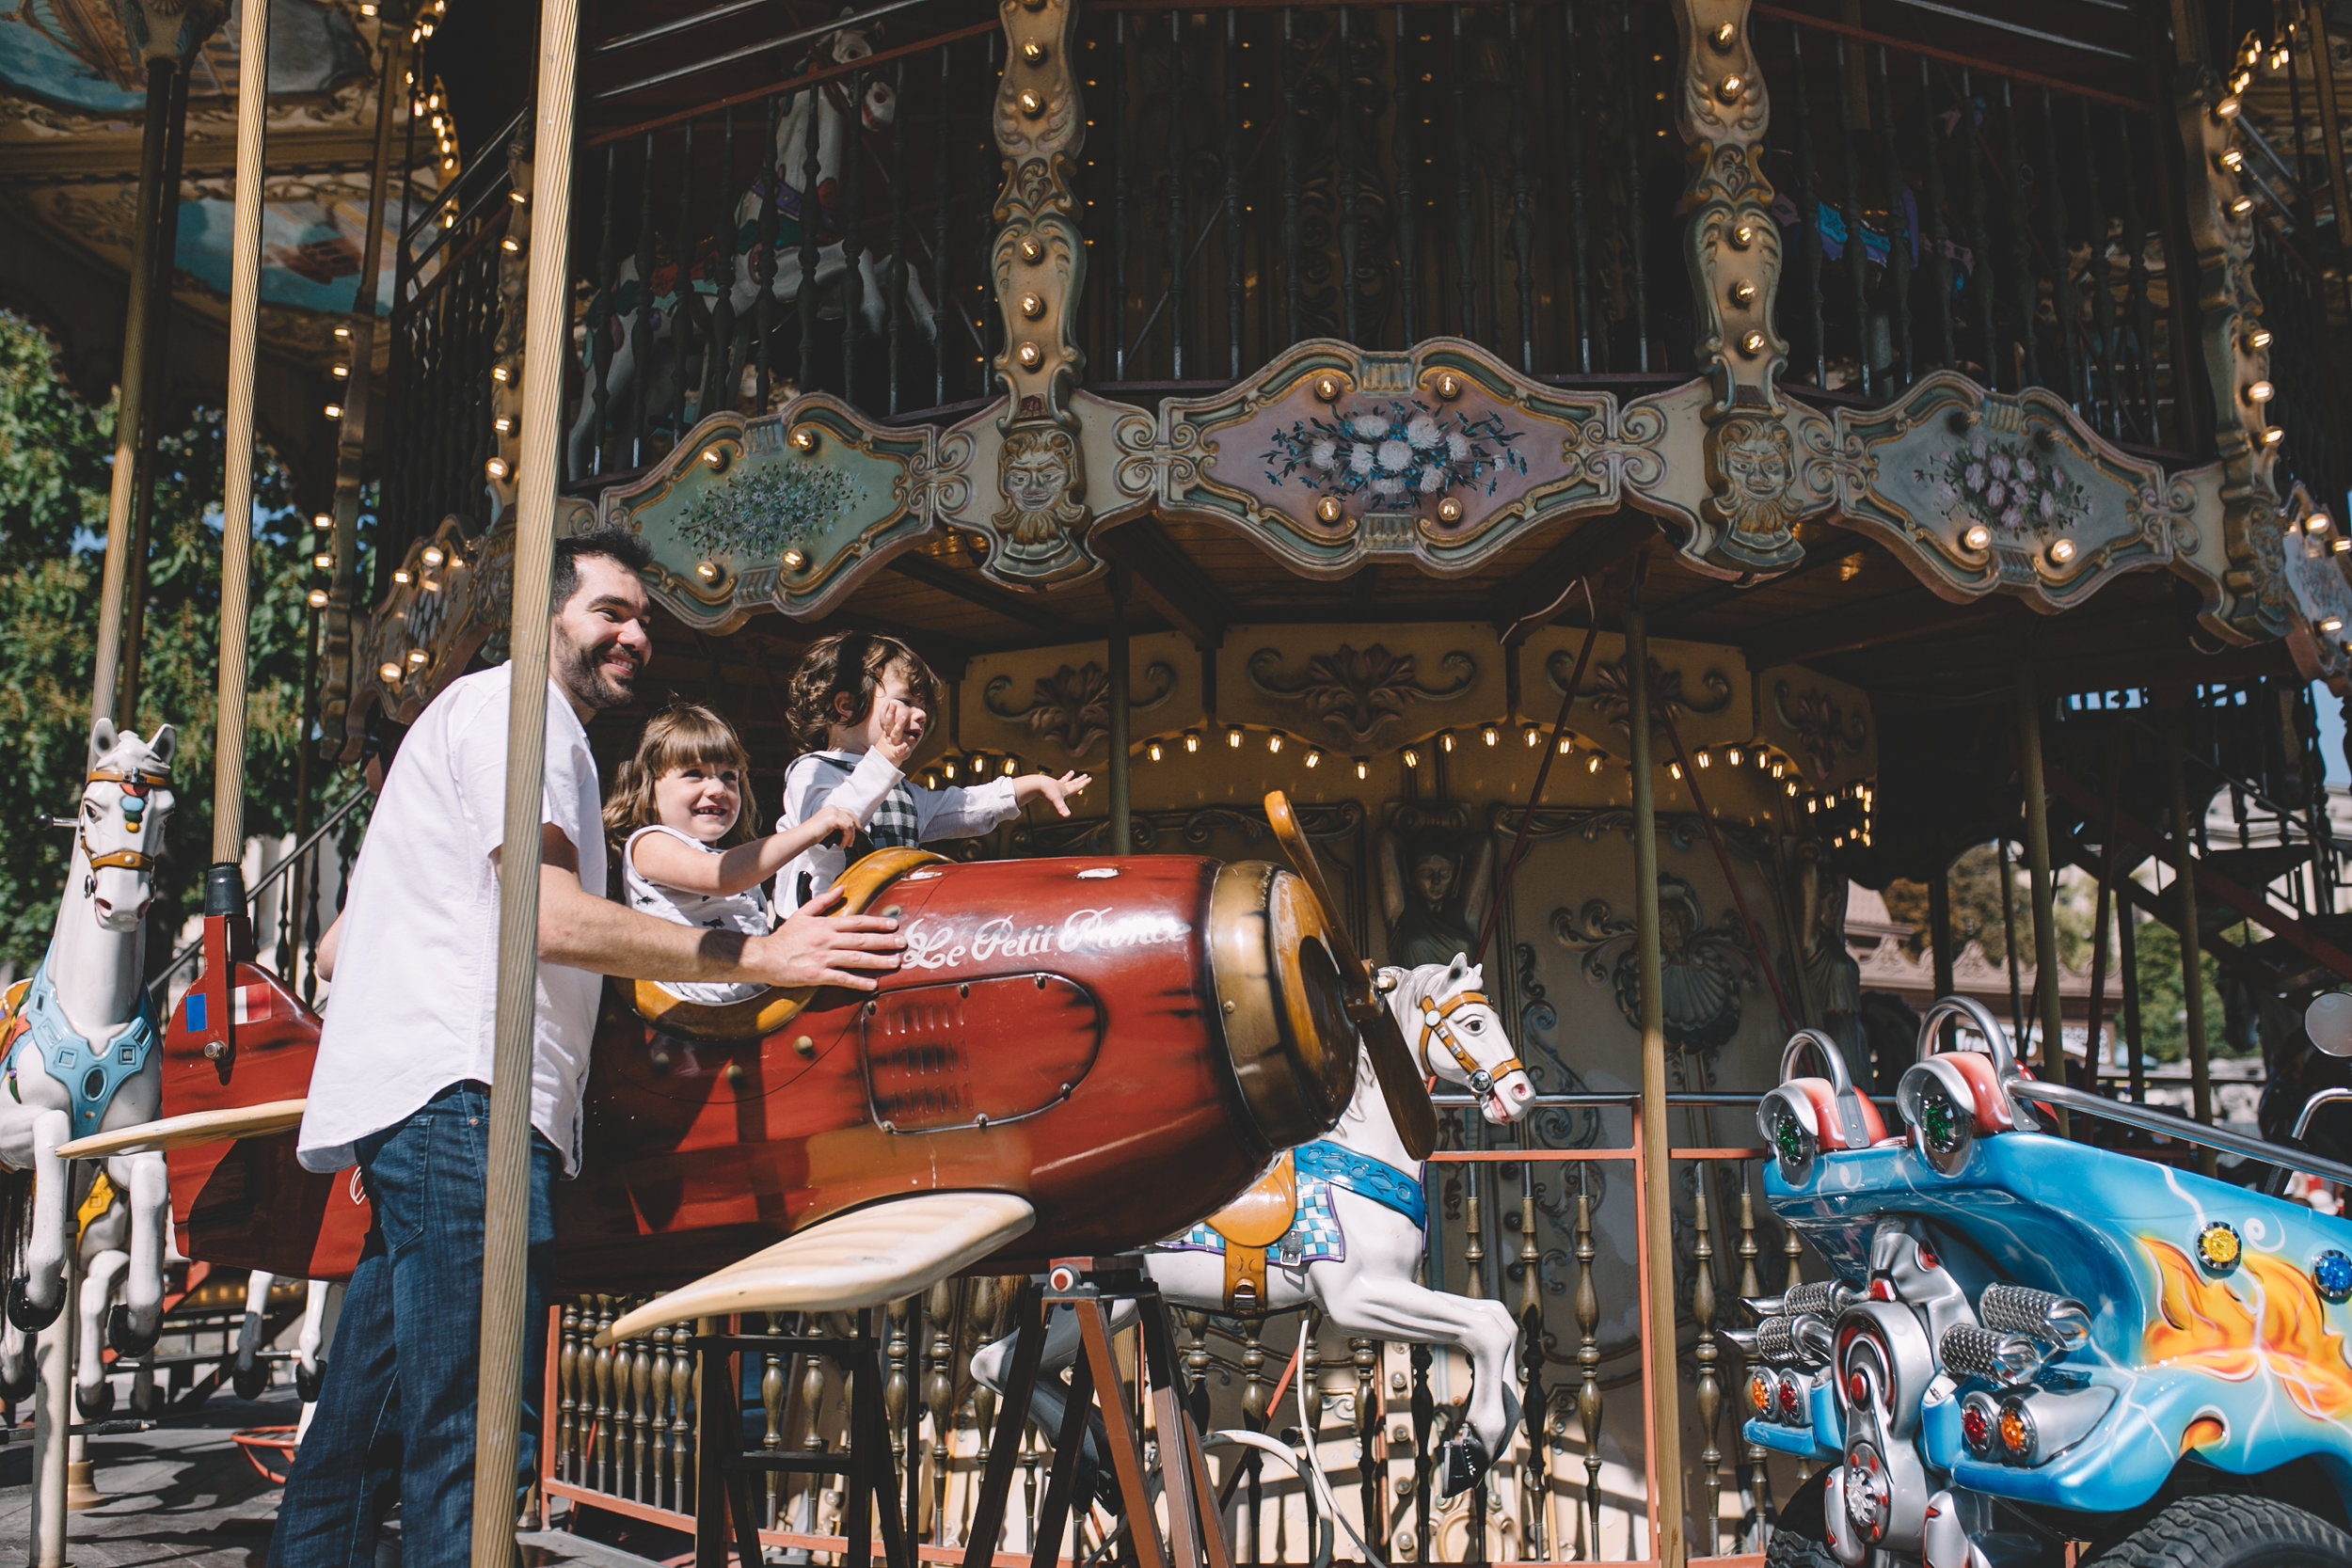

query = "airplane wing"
[58,1099,309,1160]
[598,1190,1035,1345]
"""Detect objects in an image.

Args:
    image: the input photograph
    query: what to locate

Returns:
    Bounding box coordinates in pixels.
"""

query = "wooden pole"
[1108,566,1131,854]
[1929,860,1958,1050]
[210,0,269,864]
[471,0,580,1555]
[2163,708,2215,1169]
[2014,669,2068,1132]
[87,55,180,729]
[1625,603,1686,1568]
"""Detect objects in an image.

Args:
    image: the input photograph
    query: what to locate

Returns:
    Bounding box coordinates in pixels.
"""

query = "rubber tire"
[1764,1472,1840,1568]
[2082,1495,2352,1568]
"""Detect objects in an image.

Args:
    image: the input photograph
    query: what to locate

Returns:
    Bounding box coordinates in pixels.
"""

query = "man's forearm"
[538,866,757,982]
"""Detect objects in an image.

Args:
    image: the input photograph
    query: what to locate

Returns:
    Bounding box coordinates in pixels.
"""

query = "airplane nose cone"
[1207,861,1359,1150]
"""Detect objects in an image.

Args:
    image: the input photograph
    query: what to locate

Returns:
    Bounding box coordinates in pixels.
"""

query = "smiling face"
[1007,447,1070,514]
[654,761,743,844]
[1724,422,1794,499]
[549,553,652,716]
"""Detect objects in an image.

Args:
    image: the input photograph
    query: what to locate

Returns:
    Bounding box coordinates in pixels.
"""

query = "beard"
[552,626,640,712]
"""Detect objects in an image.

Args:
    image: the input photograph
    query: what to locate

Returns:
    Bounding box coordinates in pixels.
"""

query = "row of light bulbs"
[374,543,464,684]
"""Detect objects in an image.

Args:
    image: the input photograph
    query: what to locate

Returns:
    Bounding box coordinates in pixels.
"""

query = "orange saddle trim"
[1206,1152,1298,1312]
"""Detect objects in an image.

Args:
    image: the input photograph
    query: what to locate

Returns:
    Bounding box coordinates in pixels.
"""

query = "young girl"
[773,632,1089,914]
[605,704,859,1003]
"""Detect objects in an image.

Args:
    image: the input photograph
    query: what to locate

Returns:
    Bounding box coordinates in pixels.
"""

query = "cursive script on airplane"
[900,907,1191,972]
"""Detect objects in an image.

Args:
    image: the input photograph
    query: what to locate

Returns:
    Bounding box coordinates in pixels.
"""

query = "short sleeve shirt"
[296,663,606,1176]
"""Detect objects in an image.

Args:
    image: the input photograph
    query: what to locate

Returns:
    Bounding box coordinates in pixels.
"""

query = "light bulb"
[1696,751,1711,768]
[1482,725,1499,747]
[1148,740,1164,762]
[1586,754,1601,774]
[1355,757,1369,780]
[1267,733,1284,753]
[1440,731,1455,752]
[1403,747,1422,769]
[1184,731,1200,753]
[1227,727,1244,749]
[1305,749,1322,768]
[1668,761,1683,781]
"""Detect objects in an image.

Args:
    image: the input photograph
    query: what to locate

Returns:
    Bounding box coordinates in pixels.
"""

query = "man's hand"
[874,698,924,768]
[740,885,906,990]
[1015,770,1092,817]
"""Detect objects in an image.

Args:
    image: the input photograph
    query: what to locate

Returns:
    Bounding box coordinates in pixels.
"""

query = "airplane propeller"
[1264,790,1438,1161]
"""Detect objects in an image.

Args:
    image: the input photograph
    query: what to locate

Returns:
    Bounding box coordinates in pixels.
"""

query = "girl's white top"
[772,749,1020,915]
[623,824,771,1004]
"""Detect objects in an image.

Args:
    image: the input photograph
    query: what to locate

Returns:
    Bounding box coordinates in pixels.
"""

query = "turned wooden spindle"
[1692,1168,1724,1556]
[1575,1169,1603,1557]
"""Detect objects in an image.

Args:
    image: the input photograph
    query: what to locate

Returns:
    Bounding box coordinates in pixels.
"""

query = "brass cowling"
[1208,861,1358,1150]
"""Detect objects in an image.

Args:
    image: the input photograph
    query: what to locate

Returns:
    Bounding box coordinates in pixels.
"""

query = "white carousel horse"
[566,19,940,475]
[0,721,177,1405]
[974,955,1538,1502]
[233,1269,342,1420]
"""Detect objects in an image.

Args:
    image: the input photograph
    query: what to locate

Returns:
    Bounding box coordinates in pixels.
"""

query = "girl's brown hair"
[604,704,757,853]
[785,632,940,752]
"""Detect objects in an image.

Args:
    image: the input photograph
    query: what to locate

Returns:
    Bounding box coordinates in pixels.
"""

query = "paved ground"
[0,1389,684,1568]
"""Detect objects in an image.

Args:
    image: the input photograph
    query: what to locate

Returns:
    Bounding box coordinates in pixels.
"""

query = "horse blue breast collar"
[6,960,161,1135]
[1294,1140,1427,1231]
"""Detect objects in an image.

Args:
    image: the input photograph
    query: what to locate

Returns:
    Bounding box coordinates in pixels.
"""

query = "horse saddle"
[1205,1151,1298,1311]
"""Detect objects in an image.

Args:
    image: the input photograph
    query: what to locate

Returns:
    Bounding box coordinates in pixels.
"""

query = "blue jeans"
[271,1082,561,1568]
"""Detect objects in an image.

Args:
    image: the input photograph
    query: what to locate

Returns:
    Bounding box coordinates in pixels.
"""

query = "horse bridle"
[76,765,170,874]
[1415,989,1522,1098]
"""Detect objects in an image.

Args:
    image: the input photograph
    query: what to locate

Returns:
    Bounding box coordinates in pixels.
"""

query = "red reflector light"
[1778,1378,1804,1420]
[1961,1402,1992,1450]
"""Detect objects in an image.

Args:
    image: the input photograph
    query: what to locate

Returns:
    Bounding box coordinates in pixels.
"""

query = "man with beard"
[276,528,905,1568]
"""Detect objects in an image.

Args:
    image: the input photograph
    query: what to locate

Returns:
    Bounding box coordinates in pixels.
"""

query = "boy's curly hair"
[604,704,757,856]
[785,632,940,752]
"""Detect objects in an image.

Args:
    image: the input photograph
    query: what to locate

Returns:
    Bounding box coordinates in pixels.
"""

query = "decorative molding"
[1135,339,1629,579]
[594,394,966,627]
[2176,71,2291,643]
[1246,643,1478,745]
[333,515,515,757]
[1011,799,1365,857]
[1551,872,1759,1051]
[118,0,229,65]
[1625,380,1837,578]
[2280,485,2352,695]
[1771,680,1869,783]
[942,389,1147,590]
[1670,0,1805,577]
[1831,372,2198,611]
[981,657,1177,759]
[1549,650,1732,736]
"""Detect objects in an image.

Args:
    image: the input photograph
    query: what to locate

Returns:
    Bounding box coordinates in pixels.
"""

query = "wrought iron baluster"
[933,44,952,403]
[1451,4,1477,340]
[1739,1168,1770,1528]
[841,67,867,408]
[1518,1165,1547,1558]
[1958,70,1999,384]
[1394,4,1419,345]
[1353,1336,1378,1555]
[1917,57,1956,372]
[1998,79,2039,388]
[706,107,740,418]
[592,144,619,474]
[670,122,697,437]
[800,85,823,397]
[1788,25,1825,387]
[2115,105,2163,443]
[1112,15,1131,379]
[593,1296,616,1493]
[887,59,907,417]
[1559,1,1589,372]
[1340,8,1361,342]
[1281,8,1303,344]
[756,93,781,406]
[1831,36,1872,400]
[1225,10,1247,375]
[299,840,322,1006]
[1872,47,1913,390]
[1693,1167,1724,1555]
[633,133,658,465]
[1576,1166,1601,1557]
[2075,98,2120,438]
[1505,5,1535,371]
[1168,9,1190,379]
[272,864,294,976]
[1620,0,1651,372]
[2037,87,2081,407]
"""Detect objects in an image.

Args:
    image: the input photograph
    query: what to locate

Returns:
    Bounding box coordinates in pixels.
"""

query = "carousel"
[8,0,2352,1563]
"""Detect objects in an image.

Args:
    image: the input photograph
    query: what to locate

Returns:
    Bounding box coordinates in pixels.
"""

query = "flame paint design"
[2142,1239,2352,1422]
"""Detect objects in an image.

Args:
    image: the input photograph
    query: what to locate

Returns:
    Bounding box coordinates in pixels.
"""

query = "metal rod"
[1619,0,1649,372]
[596,0,951,98]
[1998,80,2039,388]
[2119,894,2144,1101]
[2017,1076,2352,1187]
[933,46,952,403]
[1338,8,1360,343]
[1452,3,1476,341]
[1918,56,1956,372]
[1625,597,1688,1568]
[1958,69,1998,383]
[1223,10,1246,376]
[2014,668,2069,1133]
[1168,9,1189,379]
[841,64,866,409]
[2037,87,2084,405]
[1507,2,1535,372]
[213,0,270,865]
[88,55,180,730]
[470,0,580,1549]
[2075,97,2121,437]
[2113,103,2162,442]
[1394,3,1420,346]
[1281,8,1303,345]
[1109,573,1131,854]
[119,60,191,726]
[1788,26,1826,386]
[2162,708,2215,1152]
[2302,0,2352,268]
[1832,36,1872,399]
[1997,836,2026,1042]
[799,87,821,397]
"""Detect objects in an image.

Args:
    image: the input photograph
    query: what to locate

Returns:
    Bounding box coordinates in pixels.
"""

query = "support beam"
[2055,834,2272,990]
[1742,592,2010,670]
[2300,0,2352,268]
[2014,669,2068,1129]
[211,0,268,863]
[887,552,1092,642]
[1108,567,1131,853]
[1096,518,1234,649]
[118,60,191,726]
[2163,710,2215,1149]
[1625,600,1687,1568]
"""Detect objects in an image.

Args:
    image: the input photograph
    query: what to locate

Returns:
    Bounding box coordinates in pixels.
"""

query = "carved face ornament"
[1007,445,1071,514]
[1725,421,1793,500]
[1413,851,1458,911]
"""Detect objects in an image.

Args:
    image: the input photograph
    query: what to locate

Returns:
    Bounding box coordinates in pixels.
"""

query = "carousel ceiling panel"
[0,0,366,115]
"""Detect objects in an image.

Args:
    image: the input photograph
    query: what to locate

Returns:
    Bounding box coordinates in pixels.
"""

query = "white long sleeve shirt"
[772,749,1019,915]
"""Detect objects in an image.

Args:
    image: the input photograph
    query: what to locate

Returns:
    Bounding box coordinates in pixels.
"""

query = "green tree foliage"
[0,311,337,981]
[2129,913,2238,1064]
[1884,844,2096,968]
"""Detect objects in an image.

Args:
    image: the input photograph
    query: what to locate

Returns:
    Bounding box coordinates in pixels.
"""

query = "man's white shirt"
[297,663,605,1176]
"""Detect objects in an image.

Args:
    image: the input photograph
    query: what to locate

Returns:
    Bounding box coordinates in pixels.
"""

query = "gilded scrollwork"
[2279,484,2352,695]
[1556,653,1733,737]
[1247,643,1478,745]
[982,658,1178,758]
[2176,71,2289,642]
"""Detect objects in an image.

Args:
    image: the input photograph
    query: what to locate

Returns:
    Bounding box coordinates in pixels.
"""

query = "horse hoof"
[5,1278,59,1334]
[0,1360,33,1402]
[232,1364,269,1402]
[1438,1435,1491,1499]
[105,1306,156,1359]
[74,1380,115,1419]
[294,1361,324,1402]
